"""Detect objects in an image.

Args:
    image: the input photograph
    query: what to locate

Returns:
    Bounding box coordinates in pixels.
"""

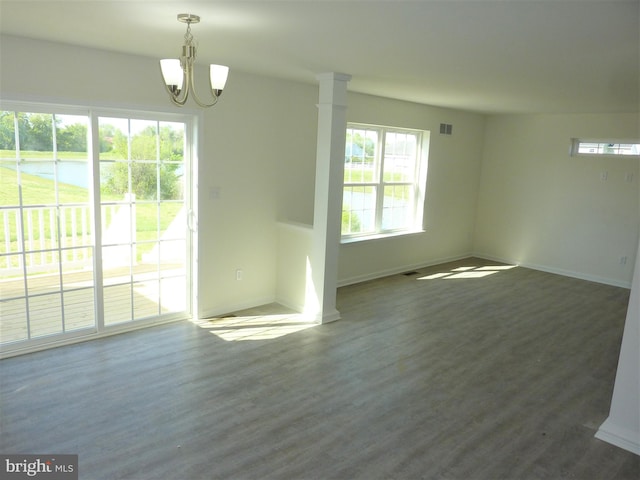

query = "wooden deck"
[0,264,186,346]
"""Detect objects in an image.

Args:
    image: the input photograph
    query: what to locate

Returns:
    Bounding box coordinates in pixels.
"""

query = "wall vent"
[440,123,453,135]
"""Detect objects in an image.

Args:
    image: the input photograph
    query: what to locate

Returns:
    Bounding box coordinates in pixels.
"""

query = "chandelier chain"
[184,23,194,46]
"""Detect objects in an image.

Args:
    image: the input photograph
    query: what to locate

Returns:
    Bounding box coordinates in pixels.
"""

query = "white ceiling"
[1,0,638,114]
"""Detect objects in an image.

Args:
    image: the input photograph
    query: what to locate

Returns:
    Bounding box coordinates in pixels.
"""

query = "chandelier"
[160,14,229,108]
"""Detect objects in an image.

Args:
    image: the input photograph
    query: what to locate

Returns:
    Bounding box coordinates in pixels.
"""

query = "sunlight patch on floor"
[451,266,477,272]
[193,311,317,341]
[417,264,517,281]
[445,270,497,279]
[420,272,451,280]
[476,265,518,271]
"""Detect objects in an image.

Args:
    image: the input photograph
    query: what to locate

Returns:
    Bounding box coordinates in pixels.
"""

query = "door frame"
[0,101,198,358]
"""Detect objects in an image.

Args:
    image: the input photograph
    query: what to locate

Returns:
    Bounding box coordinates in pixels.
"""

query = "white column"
[306,72,351,323]
[595,151,640,456]
[595,235,640,456]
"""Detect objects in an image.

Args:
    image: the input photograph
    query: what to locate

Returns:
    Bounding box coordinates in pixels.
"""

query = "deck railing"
[0,204,127,275]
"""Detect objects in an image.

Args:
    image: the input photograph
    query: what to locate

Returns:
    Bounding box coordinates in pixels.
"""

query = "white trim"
[338,250,634,290]
[337,253,472,287]
[276,298,306,315]
[595,418,640,456]
[0,315,185,359]
[1,93,203,119]
[89,110,105,332]
[189,112,202,326]
[341,228,426,244]
[473,252,633,289]
[198,295,277,320]
[318,308,341,324]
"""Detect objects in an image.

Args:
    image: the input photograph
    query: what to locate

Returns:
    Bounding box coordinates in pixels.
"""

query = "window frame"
[341,123,429,243]
[570,138,640,157]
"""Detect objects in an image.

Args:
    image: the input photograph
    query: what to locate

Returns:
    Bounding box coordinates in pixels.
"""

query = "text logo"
[1,455,77,480]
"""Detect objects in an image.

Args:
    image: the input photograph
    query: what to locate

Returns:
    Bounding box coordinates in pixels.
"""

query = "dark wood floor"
[1,258,638,479]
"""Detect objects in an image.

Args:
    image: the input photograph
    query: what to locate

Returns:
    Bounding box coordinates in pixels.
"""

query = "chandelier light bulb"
[160,59,184,93]
[210,64,229,94]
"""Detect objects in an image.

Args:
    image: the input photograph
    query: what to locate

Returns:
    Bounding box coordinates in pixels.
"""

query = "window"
[342,124,428,240]
[570,138,640,157]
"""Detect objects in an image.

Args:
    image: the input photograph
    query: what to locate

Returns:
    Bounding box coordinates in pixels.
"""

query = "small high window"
[570,139,640,157]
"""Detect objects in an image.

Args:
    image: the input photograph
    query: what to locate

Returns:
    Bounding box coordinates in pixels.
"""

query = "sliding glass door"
[98,116,188,326]
[0,106,193,354]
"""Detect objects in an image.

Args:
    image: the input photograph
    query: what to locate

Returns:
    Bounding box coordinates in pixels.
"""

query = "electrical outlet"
[236,269,243,281]
[600,171,608,182]
[620,256,628,266]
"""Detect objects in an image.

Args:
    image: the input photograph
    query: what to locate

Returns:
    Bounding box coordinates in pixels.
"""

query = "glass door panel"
[64,288,95,331]
[29,293,63,337]
[98,116,188,326]
[133,278,161,319]
[0,110,95,346]
[103,284,133,325]
[0,297,28,343]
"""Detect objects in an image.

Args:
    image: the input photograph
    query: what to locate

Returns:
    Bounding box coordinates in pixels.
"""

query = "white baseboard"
[0,315,184,359]
[319,308,341,324]
[198,295,276,319]
[595,418,640,456]
[337,253,473,287]
[275,297,305,314]
[473,253,632,289]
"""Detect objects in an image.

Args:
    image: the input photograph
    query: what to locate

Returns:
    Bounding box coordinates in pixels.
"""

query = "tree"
[159,125,184,161]
[100,123,183,200]
[23,113,54,151]
[0,112,53,151]
[0,111,16,150]
[57,123,87,152]
[342,207,361,234]
[98,123,118,153]
[346,130,376,164]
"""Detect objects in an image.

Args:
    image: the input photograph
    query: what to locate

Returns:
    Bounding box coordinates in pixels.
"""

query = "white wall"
[338,93,486,285]
[475,113,639,287]
[276,222,313,312]
[0,36,163,108]
[195,72,318,316]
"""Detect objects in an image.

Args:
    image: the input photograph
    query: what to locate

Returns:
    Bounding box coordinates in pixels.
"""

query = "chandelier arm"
[189,72,220,108]
[170,92,189,107]
[182,39,220,108]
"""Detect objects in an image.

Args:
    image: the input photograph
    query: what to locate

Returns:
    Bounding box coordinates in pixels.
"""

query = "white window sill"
[341,229,426,244]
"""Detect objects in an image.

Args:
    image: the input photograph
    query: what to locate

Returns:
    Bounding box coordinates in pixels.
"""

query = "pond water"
[2,161,89,188]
